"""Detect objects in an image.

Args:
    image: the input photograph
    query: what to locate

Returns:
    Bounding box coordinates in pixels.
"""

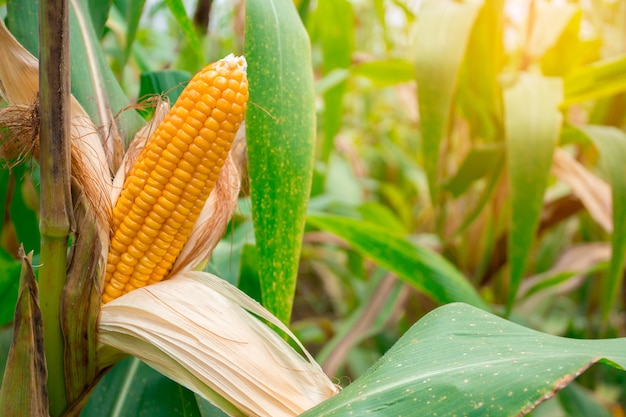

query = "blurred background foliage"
[1,0,626,414]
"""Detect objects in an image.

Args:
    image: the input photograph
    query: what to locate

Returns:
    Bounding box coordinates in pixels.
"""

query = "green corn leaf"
[456,0,504,141]
[164,0,204,63]
[9,166,40,254]
[316,0,354,163]
[4,0,39,54]
[244,0,316,324]
[120,0,147,69]
[138,69,191,107]
[557,383,612,417]
[578,126,626,320]
[6,0,144,145]
[306,214,488,309]
[504,74,563,311]
[301,303,626,417]
[0,249,22,327]
[351,59,414,87]
[443,144,502,198]
[414,0,483,202]
[0,327,13,385]
[82,357,203,417]
[563,54,626,105]
[315,68,350,95]
[69,0,144,144]
[86,0,113,38]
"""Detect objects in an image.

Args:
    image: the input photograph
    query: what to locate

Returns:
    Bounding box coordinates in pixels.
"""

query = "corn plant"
[0,0,625,416]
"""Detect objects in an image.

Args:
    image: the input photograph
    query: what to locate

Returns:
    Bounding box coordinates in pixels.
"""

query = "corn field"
[0,0,626,416]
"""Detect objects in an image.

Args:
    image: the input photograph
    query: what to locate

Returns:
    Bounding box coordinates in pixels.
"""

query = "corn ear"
[103,55,248,303]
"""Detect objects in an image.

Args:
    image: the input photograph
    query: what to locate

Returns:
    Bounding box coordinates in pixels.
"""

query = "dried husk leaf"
[0,20,112,247]
[61,186,104,410]
[0,104,39,165]
[110,99,170,206]
[98,271,338,417]
[0,248,49,417]
[0,22,39,105]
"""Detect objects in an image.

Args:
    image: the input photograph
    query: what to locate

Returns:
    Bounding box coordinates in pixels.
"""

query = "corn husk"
[110,99,170,205]
[99,271,339,417]
[0,19,112,244]
[0,249,49,417]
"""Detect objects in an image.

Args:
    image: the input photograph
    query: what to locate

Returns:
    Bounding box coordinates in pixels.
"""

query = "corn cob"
[102,55,248,304]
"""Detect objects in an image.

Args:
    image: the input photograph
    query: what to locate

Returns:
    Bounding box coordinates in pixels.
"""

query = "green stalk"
[38,0,72,415]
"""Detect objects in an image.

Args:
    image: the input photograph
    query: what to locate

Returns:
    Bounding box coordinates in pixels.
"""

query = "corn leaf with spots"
[301,303,626,417]
[244,0,315,324]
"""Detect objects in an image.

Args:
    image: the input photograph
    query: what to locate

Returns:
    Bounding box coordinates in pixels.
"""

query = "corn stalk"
[38,0,72,414]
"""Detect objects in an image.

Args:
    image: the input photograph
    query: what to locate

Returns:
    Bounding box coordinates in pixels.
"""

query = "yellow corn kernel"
[102,55,248,304]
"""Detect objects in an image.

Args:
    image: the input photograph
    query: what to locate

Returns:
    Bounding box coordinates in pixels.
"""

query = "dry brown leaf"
[518,243,611,300]
[552,148,612,233]
[395,82,418,123]
[0,20,112,249]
